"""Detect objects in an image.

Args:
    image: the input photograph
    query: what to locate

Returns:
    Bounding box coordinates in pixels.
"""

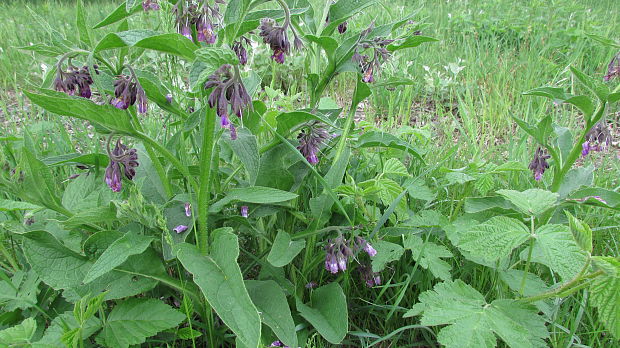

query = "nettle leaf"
[246,280,297,347]
[297,282,348,344]
[39,311,101,346]
[382,158,408,176]
[590,257,620,338]
[411,280,549,348]
[267,230,306,267]
[497,189,558,216]
[404,179,436,202]
[93,1,141,28]
[176,228,261,348]
[83,233,153,283]
[404,235,453,280]
[0,270,40,311]
[0,318,36,346]
[565,211,593,253]
[24,89,136,135]
[376,178,408,221]
[458,216,529,262]
[522,224,588,281]
[371,240,404,272]
[499,269,552,315]
[97,298,184,348]
[463,196,513,213]
[209,186,298,213]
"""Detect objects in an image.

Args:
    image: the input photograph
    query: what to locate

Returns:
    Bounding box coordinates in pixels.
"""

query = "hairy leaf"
[458,216,529,262]
[589,257,620,338]
[267,230,306,267]
[497,189,558,216]
[0,318,36,346]
[371,240,404,272]
[404,235,453,280]
[83,233,153,283]
[297,282,348,344]
[209,186,298,212]
[246,280,297,347]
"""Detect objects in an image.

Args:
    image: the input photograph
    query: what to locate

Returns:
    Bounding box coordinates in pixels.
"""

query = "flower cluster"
[324,235,377,274]
[297,122,332,165]
[604,51,619,82]
[352,24,394,83]
[232,36,251,65]
[105,139,139,192]
[259,19,290,64]
[359,263,381,287]
[142,0,159,11]
[173,1,222,43]
[204,64,252,136]
[529,147,550,181]
[111,74,148,113]
[582,122,611,156]
[53,64,97,99]
[355,236,377,257]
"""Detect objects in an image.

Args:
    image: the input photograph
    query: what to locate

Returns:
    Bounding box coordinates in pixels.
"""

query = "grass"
[0,0,619,347]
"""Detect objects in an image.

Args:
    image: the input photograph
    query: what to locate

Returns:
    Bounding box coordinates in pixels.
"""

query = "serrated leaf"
[407,210,448,227]
[209,186,298,213]
[475,174,495,196]
[404,235,453,280]
[382,158,408,176]
[0,318,36,346]
[371,240,404,272]
[497,189,558,216]
[589,257,620,338]
[459,216,529,262]
[498,269,552,315]
[565,211,593,253]
[267,231,306,267]
[98,298,184,348]
[177,327,202,340]
[83,233,153,283]
[414,280,549,348]
[0,270,40,311]
[175,228,261,348]
[404,179,435,202]
[376,178,408,221]
[522,224,588,281]
[464,196,513,213]
[38,311,101,346]
[246,280,297,347]
[297,282,348,344]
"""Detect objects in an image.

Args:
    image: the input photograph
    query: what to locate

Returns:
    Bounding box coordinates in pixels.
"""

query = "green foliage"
[297,283,348,344]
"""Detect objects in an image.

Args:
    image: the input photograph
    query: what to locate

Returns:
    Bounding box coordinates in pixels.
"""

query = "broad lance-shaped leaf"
[297,282,348,344]
[97,298,184,348]
[209,186,298,213]
[589,257,620,339]
[224,127,260,186]
[246,280,297,347]
[458,216,529,262]
[404,235,453,281]
[371,240,404,272]
[0,199,40,211]
[497,189,558,216]
[267,230,306,267]
[24,89,136,135]
[94,30,198,60]
[83,232,154,283]
[520,224,588,281]
[93,1,141,28]
[408,280,549,348]
[176,228,261,348]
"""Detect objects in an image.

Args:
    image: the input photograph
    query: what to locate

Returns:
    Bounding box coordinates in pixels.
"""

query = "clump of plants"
[0,0,619,347]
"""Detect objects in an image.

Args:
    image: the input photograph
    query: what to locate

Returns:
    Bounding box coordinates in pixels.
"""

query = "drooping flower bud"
[53,64,97,99]
[259,18,290,64]
[111,74,147,112]
[166,93,173,103]
[233,37,250,65]
[604,51,620,82]
[240,205,249,218]
[324,236,353,274]
[173,225,189,234]
[528,147,550,181]
[142,0,159,11]
[305,281,318,289]
[104,139,139,192]
[352,34,394,83]
[355,236,377,257]
[359,263,381,287]
[582,122,611,157]
[338,21,348,34]
[297,122,332,165]
[173,1,221,43]
[184,202,192,217]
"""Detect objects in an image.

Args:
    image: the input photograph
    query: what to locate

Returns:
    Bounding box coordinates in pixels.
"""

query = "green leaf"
[324,0,375,34]
[569,66,609,101]
[83,233,153,283]
[210,186,298,213]
[98,298,184,348]
[523,224,588,281]
[404,179,436,202]
[498,269,552,315]
[267,230,306,267]
[17,43,65,57]
[371,240,404,272]
[275,111,334,135]
[356,131,423,161]
[38,311,101,346]
[464,196,513,213]
[376,177,408,221]
[497,189,558,216]
[565,211,593,253]
[176,228,261,348]
[387,36,438,51]
[20,230,90,290]
[557,166,594,199]
[93,1,141,29]
[609,92,620,103]
[458,216,529,262]
[189,47,239,91]
[246,280,297,347]
[76,0,92,46]
[590,257,620,338]
[95,31,198,61]
[0,270,40,311]
[413,280,549,348]
[568,187,620,210]
[297,283,348,344]
[0,199,40,211]
[382,158,408,176]
[126,0,138,12]
[43,153,109,167]
[177,327,202,340]
[225,128,260,186]
[403,235,453,280]
[24,89,136,134]
[0,318,36,346]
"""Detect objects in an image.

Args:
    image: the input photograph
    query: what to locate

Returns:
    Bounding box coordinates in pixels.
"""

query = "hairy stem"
[520,216,536,296]
[197,107,216,255]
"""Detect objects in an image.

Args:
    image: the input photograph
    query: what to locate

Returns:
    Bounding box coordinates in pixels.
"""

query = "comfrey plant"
[3,0,441,347]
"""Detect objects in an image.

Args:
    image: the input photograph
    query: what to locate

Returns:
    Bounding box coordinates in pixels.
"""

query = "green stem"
[333,80,358,162]
[520,216,536,295]
[521,259,596,304]
[197,107,216,255]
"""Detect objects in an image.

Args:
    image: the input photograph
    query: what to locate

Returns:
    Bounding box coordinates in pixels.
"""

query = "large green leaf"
[521,224,588,281]
[0,318,37,346]
[209,186,298,212]
[24,89,136,135]
[409,280,548,348]
[497,189,558,216]
[589,257,620,339]
[176,228,261,348]
[246,280,297,347]
[371,240,404,272]
[93,1,141,28]
[95,30,198,60]
[97,298,184,348]
[324,0,375,34]
[297,282,348,344]
[83,233,153,283]
[0,270,40,311]
[458,216,529,262]
[404,235,453,280]
[267,230,306,267]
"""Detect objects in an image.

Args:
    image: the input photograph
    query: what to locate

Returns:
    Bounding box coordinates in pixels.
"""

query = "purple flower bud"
[336,252,347,271]
[364,242,377,257]
[362,66,374,83]
[166,93,173,103]
[142,0,159,11]
[105,162,122,192]
[173,225,189,234]
[181,25,192,40]
[136,88,148,114]
[269,341,283,347]
[359,263,381,287]
[272,49,286,64]
[229,124,237,140]
[604,51,619,82]
[220,114,230,127]
[582,141,590,157]
[528,147,550,181]
[305,281,318,289]
[104,139,139,192]
[297,122,331,165]
[184,203,191,217]
[337,22,348,34]
[240,205,249,218]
